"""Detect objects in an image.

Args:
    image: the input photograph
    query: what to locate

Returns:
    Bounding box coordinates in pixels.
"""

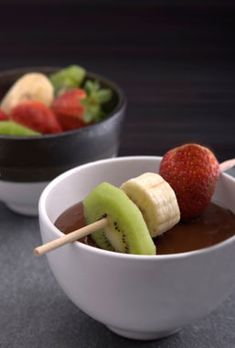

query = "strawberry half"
[52,88,86,131]
[159,143,220,220]
[11,101,62,134]
[0,109,8,121]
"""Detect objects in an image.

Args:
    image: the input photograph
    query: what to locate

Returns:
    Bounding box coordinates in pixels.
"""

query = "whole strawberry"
[52,88,86,131]
[159,143,220,220]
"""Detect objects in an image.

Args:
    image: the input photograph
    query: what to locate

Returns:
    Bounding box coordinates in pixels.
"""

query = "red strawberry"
[52,88,86,119]
[52,88,86,131]
[11,101,62,134]
[0,109,8,121]
[159,143,220,220]
[55,113,85,131]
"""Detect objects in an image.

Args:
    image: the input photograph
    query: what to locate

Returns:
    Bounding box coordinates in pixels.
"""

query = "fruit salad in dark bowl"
[0,66,126,215]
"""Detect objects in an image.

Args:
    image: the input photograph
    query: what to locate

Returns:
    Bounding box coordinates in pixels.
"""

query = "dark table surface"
[0,2,235,347]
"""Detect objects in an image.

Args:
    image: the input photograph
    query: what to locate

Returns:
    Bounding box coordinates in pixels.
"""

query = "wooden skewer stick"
[34,158,235,257]
[220,159,235,172]
[33,218,107,257]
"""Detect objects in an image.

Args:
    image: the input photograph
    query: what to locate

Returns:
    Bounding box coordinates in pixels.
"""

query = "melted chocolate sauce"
[55,202,235,254]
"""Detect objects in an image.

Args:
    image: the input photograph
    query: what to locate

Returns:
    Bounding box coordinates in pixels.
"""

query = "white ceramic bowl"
[39,156,235,340]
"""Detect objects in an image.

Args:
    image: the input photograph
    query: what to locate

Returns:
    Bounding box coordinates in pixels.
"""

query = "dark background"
[0,1,235,159]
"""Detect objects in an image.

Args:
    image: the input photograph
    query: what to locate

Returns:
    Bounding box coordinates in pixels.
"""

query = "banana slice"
[121,172,180,237]
[1,73,54,114]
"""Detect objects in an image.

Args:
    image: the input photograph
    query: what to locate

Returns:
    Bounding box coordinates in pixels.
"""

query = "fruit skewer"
[34,173,180,256]
[34,218,108,256]
[34,157,234,257]
[220,159,235,172]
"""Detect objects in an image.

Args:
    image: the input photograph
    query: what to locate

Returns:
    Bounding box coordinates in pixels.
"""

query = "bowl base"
[106,325,180,340]
[6,202,38,216]
[0,180,49,216]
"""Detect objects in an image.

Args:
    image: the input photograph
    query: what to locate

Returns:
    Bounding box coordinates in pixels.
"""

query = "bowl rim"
[39,155,235,260]
[0,66,126,141]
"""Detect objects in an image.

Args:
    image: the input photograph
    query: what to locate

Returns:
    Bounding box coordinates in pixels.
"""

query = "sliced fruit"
[52,88,85,118]
[1,73,54,114]
[83,182,156,255]
[0,109,8,121]
[11,101,62,134]
[52,88,86,131]
[159,143,220,220]
[0,121,40,136]
[121,173,180,237]
[50,65,86,93]
[55,113,85,131]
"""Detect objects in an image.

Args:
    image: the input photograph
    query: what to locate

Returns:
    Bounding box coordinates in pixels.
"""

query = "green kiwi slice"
[83,182,156,255]
[0,121,40,136]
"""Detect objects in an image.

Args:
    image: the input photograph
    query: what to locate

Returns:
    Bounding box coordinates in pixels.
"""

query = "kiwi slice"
[83,182,156,255]
[0,121,40,136]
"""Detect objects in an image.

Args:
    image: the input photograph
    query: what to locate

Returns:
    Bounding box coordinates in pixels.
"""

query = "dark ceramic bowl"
[0,67,126,215]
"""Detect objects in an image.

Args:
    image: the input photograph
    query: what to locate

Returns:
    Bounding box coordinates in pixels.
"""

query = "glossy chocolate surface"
[55,202,235,254]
